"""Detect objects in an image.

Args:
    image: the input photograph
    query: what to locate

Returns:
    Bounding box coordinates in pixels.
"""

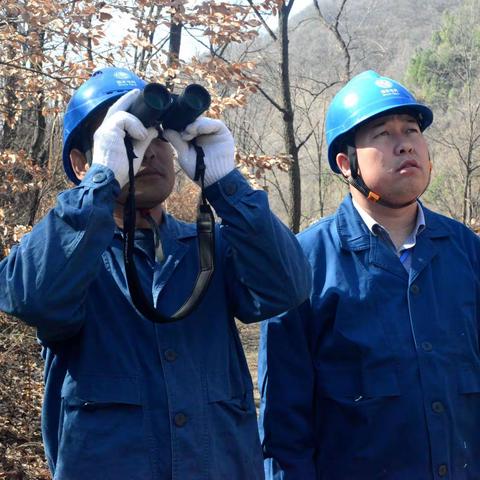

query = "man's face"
[72,104,177,210]
[354,113,431,204]
[116,137,176,210]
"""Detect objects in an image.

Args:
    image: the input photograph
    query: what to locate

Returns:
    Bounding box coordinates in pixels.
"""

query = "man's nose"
[395,136,414,155]
[143,145,156,163]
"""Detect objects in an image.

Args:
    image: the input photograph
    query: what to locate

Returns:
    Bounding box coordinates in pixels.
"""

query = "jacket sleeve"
[0,166,119,342]
[258,301,317,479]
[205,169,312,323]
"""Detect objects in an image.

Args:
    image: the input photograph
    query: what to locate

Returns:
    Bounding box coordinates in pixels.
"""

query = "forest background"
[1,0,479,477]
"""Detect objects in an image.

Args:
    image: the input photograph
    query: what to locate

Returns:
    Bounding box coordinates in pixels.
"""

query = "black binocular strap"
[123,137,215,323]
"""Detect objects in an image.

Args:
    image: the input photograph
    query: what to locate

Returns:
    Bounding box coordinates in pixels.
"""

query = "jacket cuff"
[204,169,252,207]
[79,165,120,196]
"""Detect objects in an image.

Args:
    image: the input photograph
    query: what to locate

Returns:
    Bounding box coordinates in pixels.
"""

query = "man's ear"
[70,148,89,181]
[336,152,351,178]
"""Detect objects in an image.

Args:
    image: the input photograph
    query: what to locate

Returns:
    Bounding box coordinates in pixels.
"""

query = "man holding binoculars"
[0,67,311,479]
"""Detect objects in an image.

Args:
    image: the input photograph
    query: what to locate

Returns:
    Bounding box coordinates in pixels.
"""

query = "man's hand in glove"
[163,117,235,187]
[92,89,158,188]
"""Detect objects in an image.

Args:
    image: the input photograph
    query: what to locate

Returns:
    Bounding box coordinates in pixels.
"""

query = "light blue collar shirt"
[352,197,426,271]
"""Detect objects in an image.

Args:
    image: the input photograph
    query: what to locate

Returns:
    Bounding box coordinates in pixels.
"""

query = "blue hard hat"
[62,67,146,184]
[325,70,433,173]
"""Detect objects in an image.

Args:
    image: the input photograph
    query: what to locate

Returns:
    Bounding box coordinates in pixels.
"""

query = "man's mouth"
[397,159,419,172]
[136,168,163,178]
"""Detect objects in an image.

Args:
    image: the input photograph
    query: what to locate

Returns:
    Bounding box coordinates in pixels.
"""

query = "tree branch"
[245,0,277,41]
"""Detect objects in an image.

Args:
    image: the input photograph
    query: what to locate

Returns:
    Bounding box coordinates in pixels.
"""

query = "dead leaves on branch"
[0,151,42,256]
[166,178,201,222]
[190,1,262,45]
[0,150,43,194]
[0,0,270,121]
[237,151,292,189]
[0,0,288,246]
[0,0,283,245]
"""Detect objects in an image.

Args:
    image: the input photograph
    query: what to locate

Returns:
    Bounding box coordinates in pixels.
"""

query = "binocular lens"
[161,84,211,131]
[127,83,172,127]
[143,83,171,111]
[182,84,211,111]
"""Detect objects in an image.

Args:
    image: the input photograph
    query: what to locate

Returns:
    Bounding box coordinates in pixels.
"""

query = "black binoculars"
[128,83,211,132]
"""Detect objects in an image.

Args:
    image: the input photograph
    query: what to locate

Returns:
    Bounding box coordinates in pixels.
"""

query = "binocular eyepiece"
[128,83,211,132]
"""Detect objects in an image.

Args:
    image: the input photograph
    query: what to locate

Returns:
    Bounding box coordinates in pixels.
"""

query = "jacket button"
[174,412,187,427]
[410,284,420,295]
[224,183,237,196]
[164,349,178,362]
[438,464,448,476]
[92,172,106,183]
[432,401,444,413]
[421,341,433,352]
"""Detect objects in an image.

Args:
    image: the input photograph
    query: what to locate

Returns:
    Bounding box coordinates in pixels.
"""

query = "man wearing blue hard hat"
[0,67,311,479]
[259,70,480,479]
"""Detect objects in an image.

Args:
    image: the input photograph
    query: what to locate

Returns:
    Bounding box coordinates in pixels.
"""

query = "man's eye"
[374,130,389,138]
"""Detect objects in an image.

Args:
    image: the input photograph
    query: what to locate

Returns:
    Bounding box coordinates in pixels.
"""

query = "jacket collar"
[158,212,197,241]
[113,212,197,262]
[336,195,450,252]
[336,195,372,251]
[114,212,197,242]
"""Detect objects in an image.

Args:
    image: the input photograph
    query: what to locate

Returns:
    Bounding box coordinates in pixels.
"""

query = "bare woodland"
[1,0,479,477]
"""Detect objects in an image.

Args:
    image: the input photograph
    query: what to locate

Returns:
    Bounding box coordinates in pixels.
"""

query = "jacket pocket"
[206,370,253,404]
[55,373,152,480]
[205,371,262,479]
[458,365,480,394]
[315,364,400,401]
[60,372,142,405]
[313,364,402,475]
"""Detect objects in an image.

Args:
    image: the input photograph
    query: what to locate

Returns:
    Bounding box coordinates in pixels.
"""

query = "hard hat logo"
[375,78,393,89]
[116,78,142,88]
[379,87,400,97]
[113,70,131,80]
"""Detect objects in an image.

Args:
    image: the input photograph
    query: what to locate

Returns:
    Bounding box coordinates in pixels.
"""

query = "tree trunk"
[278,1,301,233]
[313,0,351,81]
[30,106,47,165]
[1,37,18,150]
[1,73,17,150]
[169,22,182,66]
[166,3,183,91]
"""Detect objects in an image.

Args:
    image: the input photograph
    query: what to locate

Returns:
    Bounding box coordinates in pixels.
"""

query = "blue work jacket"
[0,165,311,480]
[259,194,480,480]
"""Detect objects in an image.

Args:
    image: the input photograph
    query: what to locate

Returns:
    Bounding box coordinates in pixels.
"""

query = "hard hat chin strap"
[347,145,419,209]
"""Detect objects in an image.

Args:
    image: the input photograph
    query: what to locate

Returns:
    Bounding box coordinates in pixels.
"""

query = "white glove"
[92,89,158,188]
[163,117,235,187]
